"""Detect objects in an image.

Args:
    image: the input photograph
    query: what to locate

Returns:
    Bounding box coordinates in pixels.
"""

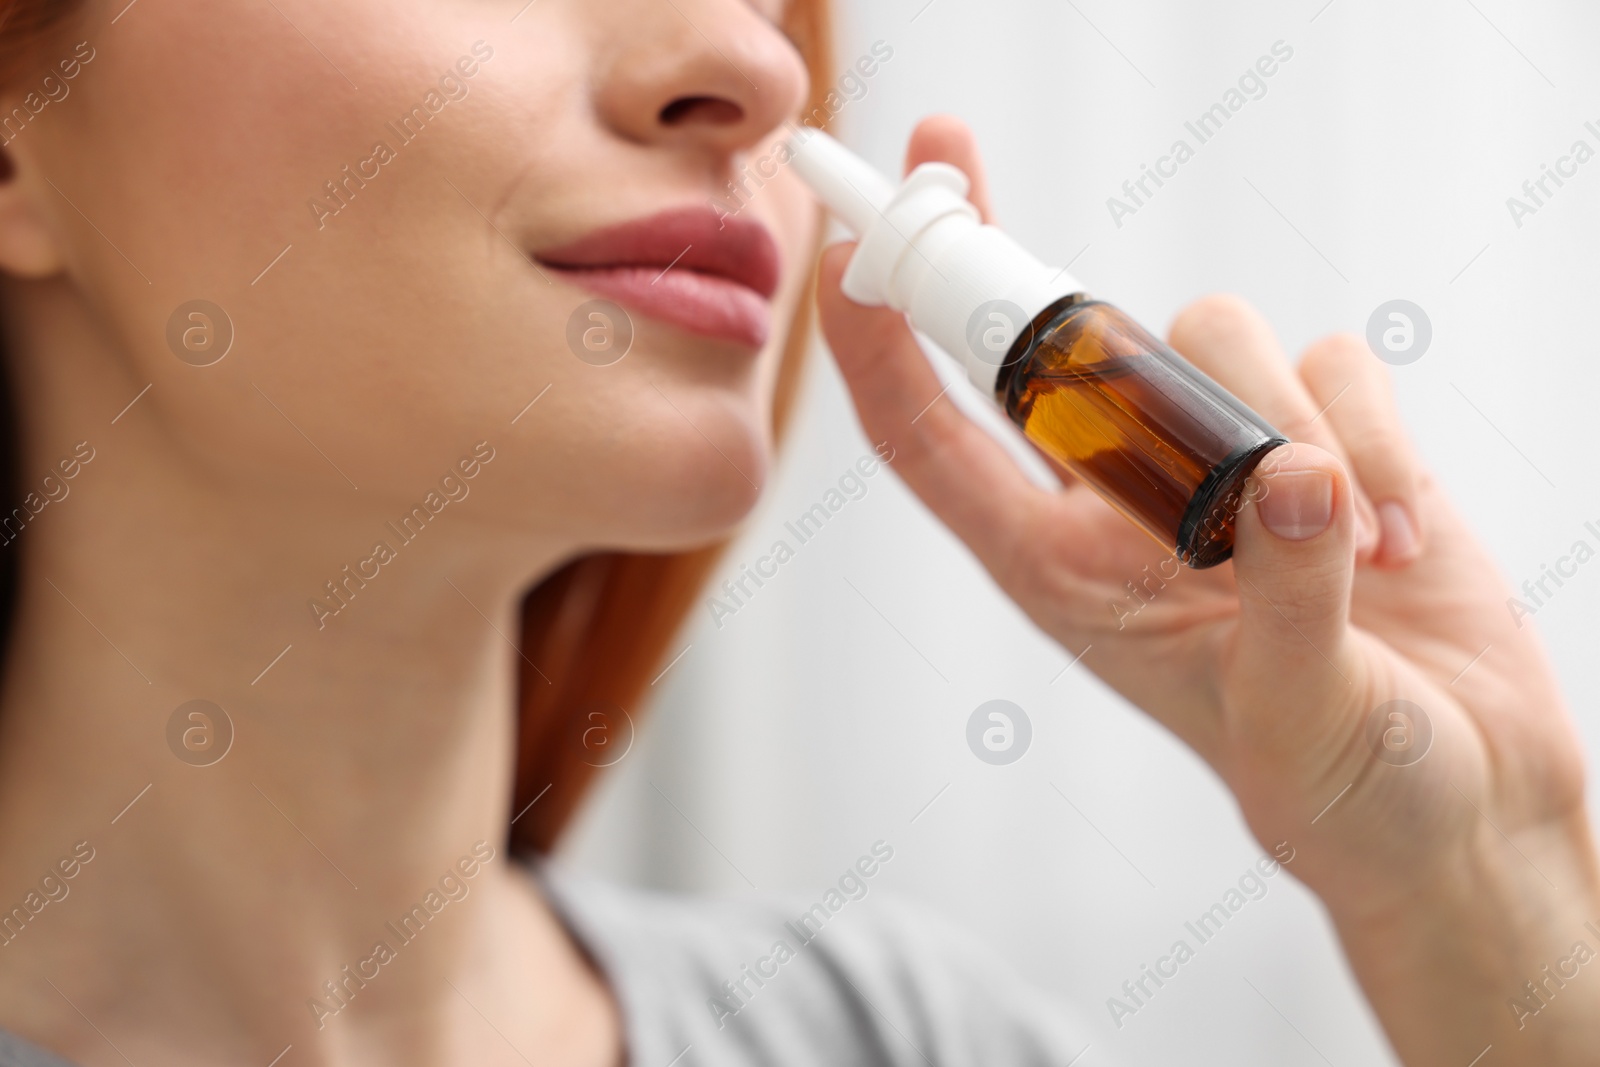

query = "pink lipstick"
[535,206,781,349]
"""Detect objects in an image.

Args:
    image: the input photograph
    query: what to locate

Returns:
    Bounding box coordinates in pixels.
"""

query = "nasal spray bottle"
[787,128,1287,568]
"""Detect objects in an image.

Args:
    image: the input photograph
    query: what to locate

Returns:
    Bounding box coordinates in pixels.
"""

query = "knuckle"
[1347,432,1415,493]
[993,516,1043,595]
[895,402,972,481]
[1300,331,1365,371]
[1349,420,1406,455]
[1269,416,1347,466]
[1300,332,1385,392]
[892,421,942,478]
[1168,292,1266,358]
[999,503,1082,609]
[1272,412,1323,446]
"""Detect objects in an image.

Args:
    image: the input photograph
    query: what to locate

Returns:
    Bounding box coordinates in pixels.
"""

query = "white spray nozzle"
[785,124,895,235]
[784,126,1082,394]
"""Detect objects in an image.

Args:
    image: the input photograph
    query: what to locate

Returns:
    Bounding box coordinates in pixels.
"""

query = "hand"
[815,115,1600,1066]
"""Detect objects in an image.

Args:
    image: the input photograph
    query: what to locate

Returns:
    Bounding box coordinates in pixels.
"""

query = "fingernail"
[1257,470,1334,541]
[1378,501,1420,561]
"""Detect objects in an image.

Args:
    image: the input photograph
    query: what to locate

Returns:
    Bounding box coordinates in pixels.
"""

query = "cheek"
[61,4,441,287]
[91,1,533,305]
[34,0,815,542]
[44,1,572,497]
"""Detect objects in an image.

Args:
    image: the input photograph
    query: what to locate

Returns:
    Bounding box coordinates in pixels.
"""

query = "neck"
[0,278,612,1063]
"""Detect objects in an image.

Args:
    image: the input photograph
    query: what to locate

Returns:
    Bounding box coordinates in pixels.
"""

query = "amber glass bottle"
[994,296,1287,568]
[787,128,1289,568]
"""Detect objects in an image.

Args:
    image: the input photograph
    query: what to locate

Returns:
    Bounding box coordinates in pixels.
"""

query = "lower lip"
[541,265,772,350]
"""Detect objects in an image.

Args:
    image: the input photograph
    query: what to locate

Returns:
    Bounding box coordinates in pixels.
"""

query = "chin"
[602,413,773,552]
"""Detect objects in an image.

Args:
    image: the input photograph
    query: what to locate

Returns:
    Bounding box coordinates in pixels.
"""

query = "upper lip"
[533,206,781,299]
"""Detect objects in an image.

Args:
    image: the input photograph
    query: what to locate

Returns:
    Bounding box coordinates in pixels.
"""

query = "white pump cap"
[785,125,1083,394]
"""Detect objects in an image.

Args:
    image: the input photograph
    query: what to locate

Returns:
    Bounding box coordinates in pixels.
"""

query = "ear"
[0,141,67,278]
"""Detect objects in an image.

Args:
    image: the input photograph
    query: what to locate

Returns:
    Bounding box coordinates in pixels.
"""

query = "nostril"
[659,96,744,127]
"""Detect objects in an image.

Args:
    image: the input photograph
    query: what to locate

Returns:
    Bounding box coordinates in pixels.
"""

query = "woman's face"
[1,0,817,556]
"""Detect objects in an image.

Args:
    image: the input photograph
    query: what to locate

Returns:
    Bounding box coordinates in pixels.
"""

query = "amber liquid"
[995,297,1286,568]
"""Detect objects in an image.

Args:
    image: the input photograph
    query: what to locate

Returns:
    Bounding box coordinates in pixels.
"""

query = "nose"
[592,0,810,155]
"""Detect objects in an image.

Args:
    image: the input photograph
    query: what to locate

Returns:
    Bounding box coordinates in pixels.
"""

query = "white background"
[565,1,1600,1063]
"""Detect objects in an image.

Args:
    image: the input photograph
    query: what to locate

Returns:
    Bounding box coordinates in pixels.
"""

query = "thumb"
[1226,443,1362,715]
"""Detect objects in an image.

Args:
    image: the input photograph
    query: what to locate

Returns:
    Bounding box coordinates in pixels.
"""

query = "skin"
[820,124,1600,1066]
[0,2,1593,1067]
[0,0,812,1064]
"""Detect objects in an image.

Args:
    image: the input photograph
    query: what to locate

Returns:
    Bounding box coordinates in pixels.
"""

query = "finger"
[1167,294,1379,559]
[1298,334,1424,567]
[899,115,1079,492]
[816,243,1054,575]
[1225,443,1365,743]
[903,114,996,223]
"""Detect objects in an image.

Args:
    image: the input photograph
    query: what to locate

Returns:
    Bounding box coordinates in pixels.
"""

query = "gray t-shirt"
[0,861,1095,1066]
[534,860,1096,1066]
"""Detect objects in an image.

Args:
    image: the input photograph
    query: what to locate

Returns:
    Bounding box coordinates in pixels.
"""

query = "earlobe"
[0,144,67,278]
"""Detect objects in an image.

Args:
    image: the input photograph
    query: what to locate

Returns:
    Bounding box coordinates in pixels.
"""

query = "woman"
[0,0,1592,1064]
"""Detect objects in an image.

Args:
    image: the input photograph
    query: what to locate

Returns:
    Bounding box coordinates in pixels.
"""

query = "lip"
[534,206,781,350]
